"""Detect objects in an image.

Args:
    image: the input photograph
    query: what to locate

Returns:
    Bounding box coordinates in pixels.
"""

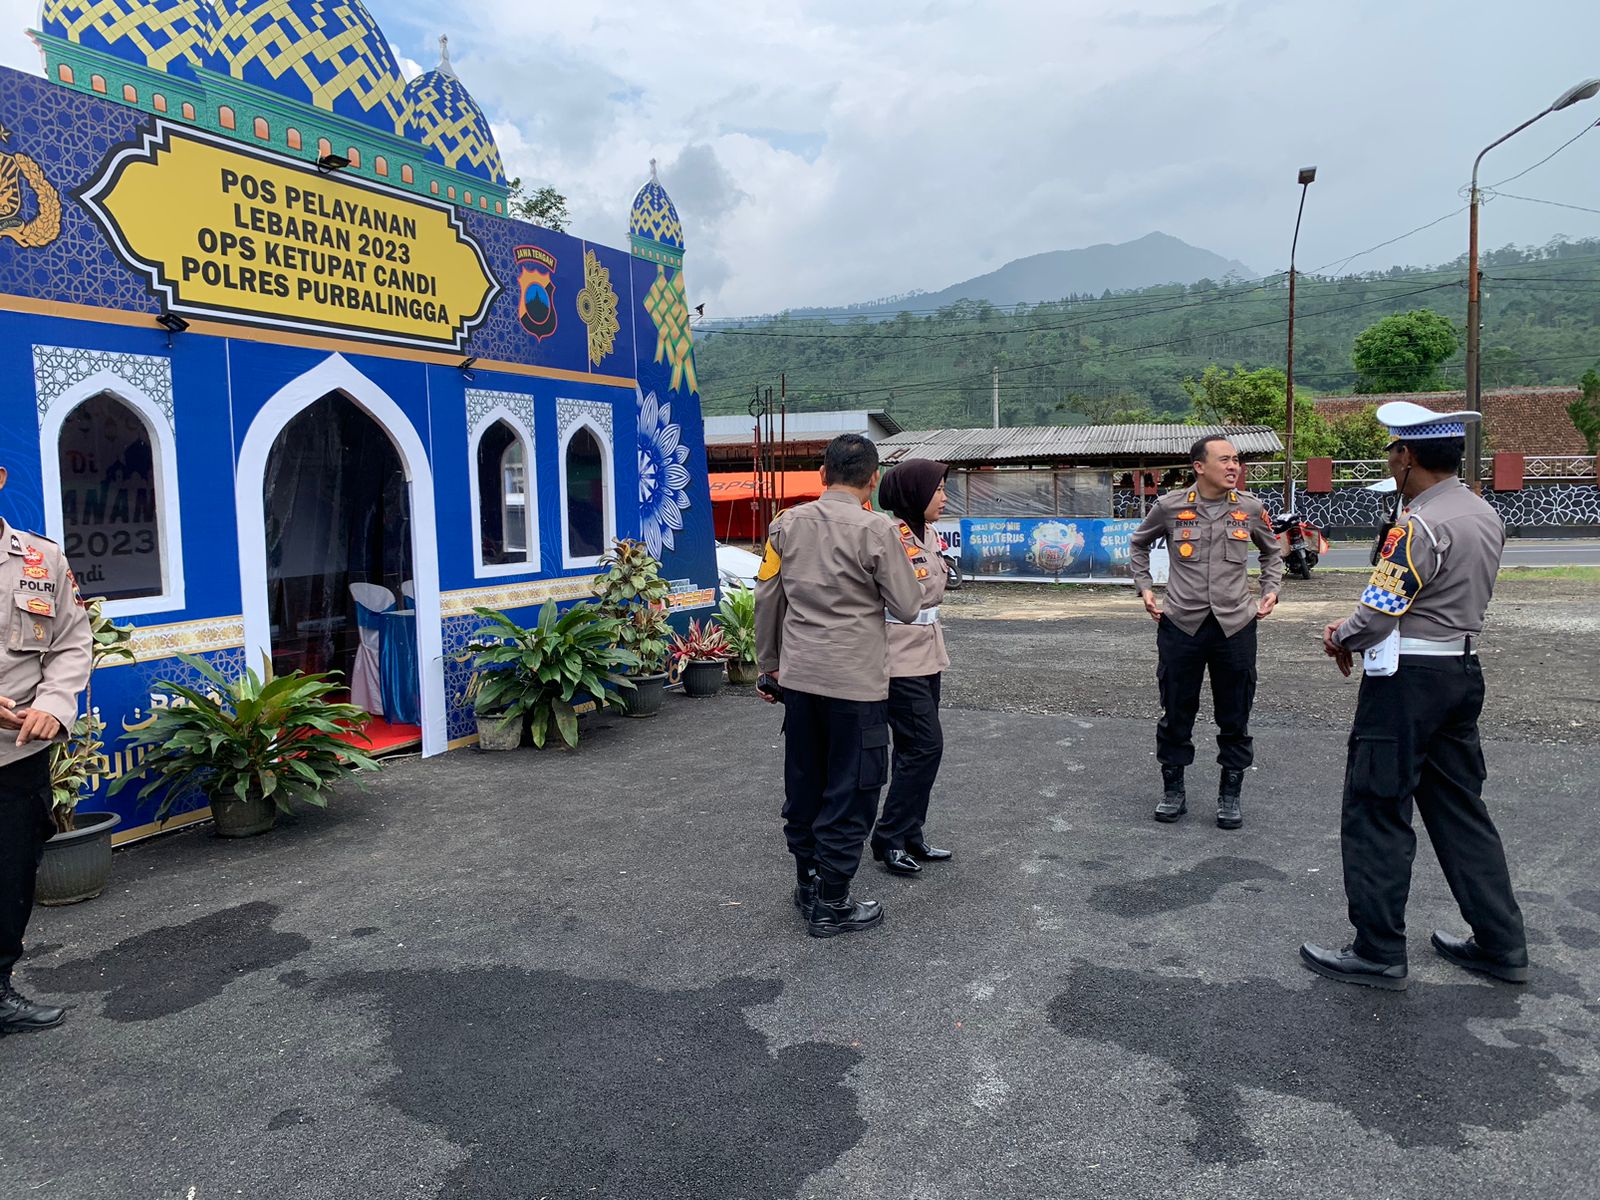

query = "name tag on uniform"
[1363,630,1400,677]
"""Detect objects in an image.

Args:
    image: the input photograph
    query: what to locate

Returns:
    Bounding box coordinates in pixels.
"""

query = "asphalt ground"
[7,579,1600,1200]
[1320,538,1600,569]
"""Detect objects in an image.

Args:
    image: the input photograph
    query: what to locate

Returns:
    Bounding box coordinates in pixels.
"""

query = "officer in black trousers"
[754,434,924,938]
[1,462,92,1035]
[1301,403,1528,991]
[1129,435,1283,828]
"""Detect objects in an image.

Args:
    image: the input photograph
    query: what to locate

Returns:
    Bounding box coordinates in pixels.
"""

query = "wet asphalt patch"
[1048,960,1577,1166]
[29,900,311,1022]
[1087,856,1289,918]
[318,968,865,1200]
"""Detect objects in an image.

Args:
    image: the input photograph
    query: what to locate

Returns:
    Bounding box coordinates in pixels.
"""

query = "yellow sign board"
[80,123,500,350]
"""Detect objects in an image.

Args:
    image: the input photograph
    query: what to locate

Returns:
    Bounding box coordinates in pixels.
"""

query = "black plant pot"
[624,672,669,717]
[681,659,726,698]
[37,811,120,906]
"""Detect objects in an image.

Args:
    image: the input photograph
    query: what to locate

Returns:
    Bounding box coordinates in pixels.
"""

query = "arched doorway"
[262,392,418,748]
[236,355,446,756]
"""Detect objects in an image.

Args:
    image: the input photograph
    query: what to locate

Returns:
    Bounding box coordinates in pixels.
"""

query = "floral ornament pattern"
[638,390,691,558]
[576,248,620,369]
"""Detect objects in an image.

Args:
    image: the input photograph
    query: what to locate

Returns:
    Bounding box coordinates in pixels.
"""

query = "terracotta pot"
[476,709,523,751]
[37,811,120,906]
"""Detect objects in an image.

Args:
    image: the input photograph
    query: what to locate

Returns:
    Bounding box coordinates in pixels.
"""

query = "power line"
[1487,119,1600,189]
[1486,191,1600,218]
[1310,207,1469,275]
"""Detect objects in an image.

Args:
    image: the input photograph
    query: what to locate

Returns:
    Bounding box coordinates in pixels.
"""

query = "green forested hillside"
[694,238,1600,429]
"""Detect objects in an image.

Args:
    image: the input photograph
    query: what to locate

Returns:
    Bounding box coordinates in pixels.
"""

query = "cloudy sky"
[4,1,1597,316]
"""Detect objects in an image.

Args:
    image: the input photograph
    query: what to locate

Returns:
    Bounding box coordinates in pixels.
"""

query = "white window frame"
[556,399,616,570]
[38,370,186,618]
[466,405,540,578]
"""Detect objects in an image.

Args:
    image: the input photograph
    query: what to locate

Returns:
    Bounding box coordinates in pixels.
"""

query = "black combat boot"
[807,878,884,939]
[0,978,66,1036]
[1217,768,1245,830]
[1154,765,1186,823]
[793,862,819,912]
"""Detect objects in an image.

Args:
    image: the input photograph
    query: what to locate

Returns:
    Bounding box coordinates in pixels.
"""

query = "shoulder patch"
[1359,520,1425,615]
[756,539,781,582]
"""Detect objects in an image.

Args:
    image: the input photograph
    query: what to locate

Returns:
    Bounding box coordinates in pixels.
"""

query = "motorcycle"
[1272,511,1328,580]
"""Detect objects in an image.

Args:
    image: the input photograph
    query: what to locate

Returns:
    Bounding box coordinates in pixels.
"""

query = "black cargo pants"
[781,688,890,885]
[1341,654,1525,966]
[872,673,944,854]
[1156,613,1258,771]
[0,752,53,981]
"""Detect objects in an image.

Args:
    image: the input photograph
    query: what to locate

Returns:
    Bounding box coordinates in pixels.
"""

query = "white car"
[715,541,762,590]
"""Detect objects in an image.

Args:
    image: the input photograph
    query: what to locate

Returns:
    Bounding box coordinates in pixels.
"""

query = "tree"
[1351,309,1459,394]
[1182,364,1338,457]
[506,178,570,231]
[1569,368,1600,454]
[1326,406,1389,459]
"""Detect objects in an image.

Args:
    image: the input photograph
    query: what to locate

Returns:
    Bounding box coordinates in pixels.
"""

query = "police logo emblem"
[1178,542,1195,558]
[515,245,559,341]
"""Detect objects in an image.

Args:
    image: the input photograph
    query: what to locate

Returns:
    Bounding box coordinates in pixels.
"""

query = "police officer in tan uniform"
[755,434,923,938]
[1300,404,1527,991]
[0,464,92,1035]
[1130,435,1283,829]
[870,458,954,876]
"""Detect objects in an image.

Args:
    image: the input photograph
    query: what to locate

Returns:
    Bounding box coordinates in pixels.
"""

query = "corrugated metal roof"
[877,424,1283,464]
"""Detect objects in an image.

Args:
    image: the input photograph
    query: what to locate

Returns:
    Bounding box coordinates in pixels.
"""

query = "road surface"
[1322,537,1600,568]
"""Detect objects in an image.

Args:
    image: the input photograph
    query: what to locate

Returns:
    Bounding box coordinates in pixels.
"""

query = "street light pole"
[1465,77,1600,491]
[1283,166,1316,512]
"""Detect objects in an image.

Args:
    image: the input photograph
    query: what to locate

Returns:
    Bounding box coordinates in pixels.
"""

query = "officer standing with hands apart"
[1301,403,1527,991]
[1129,435,1283,829]
[0,462,92,1035]
[754,434,923,938]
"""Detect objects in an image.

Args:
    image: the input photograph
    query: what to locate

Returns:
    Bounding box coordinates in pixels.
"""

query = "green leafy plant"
[468,602,638,749]
[1569,368,1600,455]
[112,654,380,820]
[49,597,136,833]
[593,538,674,675]
[717,584,756,663]
[669,617,732,667]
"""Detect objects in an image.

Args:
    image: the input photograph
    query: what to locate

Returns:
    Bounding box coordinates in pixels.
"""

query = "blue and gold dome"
[629,160,683,254]
[209,0,408,134]
[38,0,218,73]
[400,38,505,185]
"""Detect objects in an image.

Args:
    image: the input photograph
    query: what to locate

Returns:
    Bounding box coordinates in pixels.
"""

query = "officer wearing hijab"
[1,463,92,1035]
[1300,403,1527,991]
[870,458,954,876]
[754,434,924,938]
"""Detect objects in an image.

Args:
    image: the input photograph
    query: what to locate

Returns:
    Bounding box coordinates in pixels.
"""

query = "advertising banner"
[957,517,1144,583]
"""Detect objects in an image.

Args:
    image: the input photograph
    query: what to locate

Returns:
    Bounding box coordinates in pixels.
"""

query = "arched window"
[218,106,235,130]
[347,147,360,168]
[152,93,167,113]
[374,156,388,177]
[563,426,608,564]
[181,102,195,121]
[57,65,73,85]
[90,75,106,93]
[401,164,413,184]
[286,127,302,150]
[318,137,332,159]
[254,116,270,140]
[56,393,165,602]
[474,419,532,568]
[122,84,138,103]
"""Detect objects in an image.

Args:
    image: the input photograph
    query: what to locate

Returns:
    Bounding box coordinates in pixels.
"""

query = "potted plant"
[468,602,638,749]
[113,654,380,838]
[670,618,732,699]
[593,538,673,718]
[718,584,759,686]
[37,599,135,905]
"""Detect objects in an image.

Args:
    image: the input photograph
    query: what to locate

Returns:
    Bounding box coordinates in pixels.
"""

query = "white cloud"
[5,0,1600,315]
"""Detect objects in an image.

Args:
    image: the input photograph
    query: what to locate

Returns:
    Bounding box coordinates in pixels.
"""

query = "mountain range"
[770,232,1257,320]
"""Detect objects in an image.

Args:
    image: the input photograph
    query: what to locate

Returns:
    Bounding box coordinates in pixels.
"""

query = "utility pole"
[1465,78,1600,491]
[1284,166,1316,513]
[991,365,1000,429]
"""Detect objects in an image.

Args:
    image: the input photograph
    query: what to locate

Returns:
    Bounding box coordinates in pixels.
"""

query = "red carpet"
[336,715,422,756]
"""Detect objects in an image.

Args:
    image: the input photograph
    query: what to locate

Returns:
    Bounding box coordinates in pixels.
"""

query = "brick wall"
[1314,387,1589,455]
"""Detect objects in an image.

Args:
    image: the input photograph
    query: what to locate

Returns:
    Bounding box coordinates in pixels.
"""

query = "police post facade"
[0,1,715,841]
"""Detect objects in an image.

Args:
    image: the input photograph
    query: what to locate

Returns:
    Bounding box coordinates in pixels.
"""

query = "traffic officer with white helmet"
[1301,403,1528,991]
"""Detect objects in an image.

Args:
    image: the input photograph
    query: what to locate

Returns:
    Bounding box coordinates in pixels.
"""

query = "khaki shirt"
[754,489,924,702]
[1129,488,1284,637]
[887,522,950,678]
[0,519,92,767]
[1333,477,1504,652]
